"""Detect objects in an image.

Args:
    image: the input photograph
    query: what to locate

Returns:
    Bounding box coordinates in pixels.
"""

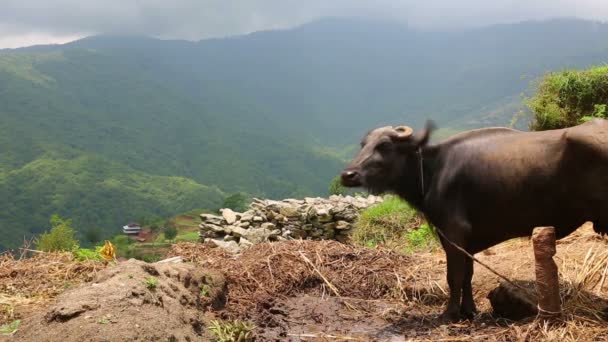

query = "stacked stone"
[199,195,383,253]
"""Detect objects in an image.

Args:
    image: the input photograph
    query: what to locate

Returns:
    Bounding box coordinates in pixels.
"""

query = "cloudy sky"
[1,0,608,48]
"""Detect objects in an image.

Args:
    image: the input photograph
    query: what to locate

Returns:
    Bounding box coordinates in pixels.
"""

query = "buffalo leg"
[439,231,467,322]
[460,255,477,318]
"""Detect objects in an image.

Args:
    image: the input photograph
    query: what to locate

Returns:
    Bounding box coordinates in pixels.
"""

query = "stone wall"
[199,195,384,253]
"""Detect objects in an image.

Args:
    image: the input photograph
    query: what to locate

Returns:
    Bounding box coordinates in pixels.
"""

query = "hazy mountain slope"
[0,47,344,249]
[2,17,608,249]
[0,150,224,250]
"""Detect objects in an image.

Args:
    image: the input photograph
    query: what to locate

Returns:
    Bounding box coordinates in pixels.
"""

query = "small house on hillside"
[122,223,142,235]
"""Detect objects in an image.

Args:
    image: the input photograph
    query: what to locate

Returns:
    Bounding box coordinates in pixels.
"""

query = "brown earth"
[3,223,608,341]
[0,252,107,328]
[10,259,226,342]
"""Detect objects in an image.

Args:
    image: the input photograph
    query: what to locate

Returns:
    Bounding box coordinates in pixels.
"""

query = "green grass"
[352,195,437,252]
[144,277,159,290]
[403,223,437,253]
[0,320,20,335]
[200,284,211,298]
[208,319,255,342]
[175,231,200,242]
[73,247,105,261]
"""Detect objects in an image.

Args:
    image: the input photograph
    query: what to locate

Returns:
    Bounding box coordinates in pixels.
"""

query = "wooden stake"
[532,226,561,319]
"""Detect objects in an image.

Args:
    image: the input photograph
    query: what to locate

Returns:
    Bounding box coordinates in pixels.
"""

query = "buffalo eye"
[376,141,392,152]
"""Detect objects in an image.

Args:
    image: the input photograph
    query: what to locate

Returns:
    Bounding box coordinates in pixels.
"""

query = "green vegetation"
[352,196,436,252]
[35,215,79,252]
[111,235,132,257]
[528,65,608,131]
[72,247,105,261]
[97,315,112,324]
[0,152,225,250]
[163,225,178,241]
[222,193,251,212]
[175,231,200,242]
[200,284,211,298]
[208,319,255,342]
[0,44,341,249]
[403,223,437,253]
[328,175,347,195]
[82,227,102,245]
[0,320,20,336]
[144,277,159,290]
[3,18,608,250]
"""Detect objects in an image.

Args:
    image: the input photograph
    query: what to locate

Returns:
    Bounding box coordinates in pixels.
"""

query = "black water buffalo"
[340,118,608,322]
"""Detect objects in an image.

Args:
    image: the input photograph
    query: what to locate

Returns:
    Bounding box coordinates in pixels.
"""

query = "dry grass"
[1,224,607,341]
[169,225,608,341]
[170,240,446,307]
[0,251,107,325]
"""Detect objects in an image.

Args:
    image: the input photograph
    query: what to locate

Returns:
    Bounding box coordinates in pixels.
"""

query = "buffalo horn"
[393,125,413,140]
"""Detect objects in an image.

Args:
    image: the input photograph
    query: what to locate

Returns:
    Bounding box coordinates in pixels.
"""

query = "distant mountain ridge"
[2,17,608,249]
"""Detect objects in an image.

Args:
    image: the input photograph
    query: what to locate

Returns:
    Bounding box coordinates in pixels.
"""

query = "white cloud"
[0,32,85,49]
[2,0,608,48]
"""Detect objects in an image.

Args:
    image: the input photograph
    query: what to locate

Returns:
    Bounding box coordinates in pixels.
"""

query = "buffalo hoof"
[459,303,478,320]
[459,307,478,320]
[437,310,461,324]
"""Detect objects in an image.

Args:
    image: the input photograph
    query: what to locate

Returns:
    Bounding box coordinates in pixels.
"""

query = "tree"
[112,235,133,258]
[164,225,178,241]
[222,192,251,212]
[36,215,79,252]
[83,227,102,245]
[328,175,347,196]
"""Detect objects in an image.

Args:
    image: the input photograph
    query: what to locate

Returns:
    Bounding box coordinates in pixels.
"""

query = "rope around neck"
[417,147,424,197]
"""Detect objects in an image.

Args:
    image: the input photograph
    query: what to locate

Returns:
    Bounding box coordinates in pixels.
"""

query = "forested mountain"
[2,17,608,249]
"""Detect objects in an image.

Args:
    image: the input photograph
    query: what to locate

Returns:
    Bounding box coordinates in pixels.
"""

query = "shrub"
[352,195,435,251]
[111,235,133,258]
[527,65,608,131]
[164,225,178,241]
[73,247,105,261]
[222,192,251,212]
[328,175,347,195]
[82,227,102,245]
[36,215,79,252]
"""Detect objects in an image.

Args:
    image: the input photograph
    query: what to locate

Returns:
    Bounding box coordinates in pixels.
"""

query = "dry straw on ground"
[169,226,608,341]
[2,224,607,341]
[169,240,445,311]
[0,251,107,325]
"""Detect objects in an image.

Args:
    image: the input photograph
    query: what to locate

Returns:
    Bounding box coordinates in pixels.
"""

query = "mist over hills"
[2,17,608,249]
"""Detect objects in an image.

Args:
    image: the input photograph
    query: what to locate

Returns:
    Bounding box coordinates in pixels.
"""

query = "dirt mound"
[0,253,106,299]
[12,259,226,342]
[0,252,107,326]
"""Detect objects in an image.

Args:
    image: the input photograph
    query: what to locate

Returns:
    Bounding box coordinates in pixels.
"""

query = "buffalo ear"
[412,119,436,147]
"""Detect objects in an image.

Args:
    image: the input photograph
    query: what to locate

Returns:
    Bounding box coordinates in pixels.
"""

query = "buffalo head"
[341,120,435,195]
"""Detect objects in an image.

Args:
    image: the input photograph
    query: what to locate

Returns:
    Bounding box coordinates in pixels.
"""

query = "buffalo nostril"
[342,171,358,181]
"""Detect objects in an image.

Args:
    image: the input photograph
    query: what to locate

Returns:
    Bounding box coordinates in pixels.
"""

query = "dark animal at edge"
[340,118,608,322]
